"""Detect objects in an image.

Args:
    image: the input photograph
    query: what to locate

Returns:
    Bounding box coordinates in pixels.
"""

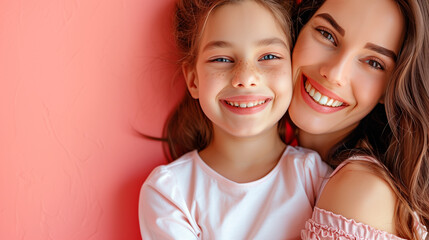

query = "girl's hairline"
[189,0,292,67]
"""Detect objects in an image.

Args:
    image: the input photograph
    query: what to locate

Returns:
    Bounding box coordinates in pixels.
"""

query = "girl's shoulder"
[283,145,330,170]
[144,150,199,185]
[316,157,397,234]
[283,145,322,161]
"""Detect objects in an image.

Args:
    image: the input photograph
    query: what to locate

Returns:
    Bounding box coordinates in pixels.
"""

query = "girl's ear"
[182,63,199,99]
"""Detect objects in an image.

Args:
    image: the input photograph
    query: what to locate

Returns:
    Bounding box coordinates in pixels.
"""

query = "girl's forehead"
[200,1,288,45]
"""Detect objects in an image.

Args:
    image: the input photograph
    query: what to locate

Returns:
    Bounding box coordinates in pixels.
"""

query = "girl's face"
[289,0,404,139]
[185,1,292,138]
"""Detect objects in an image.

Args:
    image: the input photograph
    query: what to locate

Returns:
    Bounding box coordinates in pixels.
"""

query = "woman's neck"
[199,125,286,183]
[297,129,351,161]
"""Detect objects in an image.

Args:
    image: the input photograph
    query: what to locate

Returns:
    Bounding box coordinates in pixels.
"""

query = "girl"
[289,0,429,238]
[139,0,331,239]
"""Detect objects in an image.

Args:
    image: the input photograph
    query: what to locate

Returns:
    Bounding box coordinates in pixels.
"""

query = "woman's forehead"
[314,0,405,55]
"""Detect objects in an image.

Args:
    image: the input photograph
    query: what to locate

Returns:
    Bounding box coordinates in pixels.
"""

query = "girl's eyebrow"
[202,38,288,52]
[256,38,288,48]
[314,13,345,36]
[202,41,232,52]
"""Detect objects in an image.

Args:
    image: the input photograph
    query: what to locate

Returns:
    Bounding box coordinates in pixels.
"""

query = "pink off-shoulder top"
[301,158,428,240]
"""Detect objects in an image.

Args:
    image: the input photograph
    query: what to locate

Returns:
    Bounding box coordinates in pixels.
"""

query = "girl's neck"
[199,125,286,183]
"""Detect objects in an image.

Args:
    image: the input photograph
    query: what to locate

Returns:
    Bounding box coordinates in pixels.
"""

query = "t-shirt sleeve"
[303,151,333,205]
[139,167,200,240]
[301,207,406,240]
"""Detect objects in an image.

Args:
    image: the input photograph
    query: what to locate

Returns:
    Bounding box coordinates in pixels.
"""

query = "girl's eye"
[259,54,279,61]
[317,28,336,46]
[365,59,385,70]
[210,58,233,63]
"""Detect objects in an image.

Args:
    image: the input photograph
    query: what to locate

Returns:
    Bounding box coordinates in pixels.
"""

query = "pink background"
[0,0,184,239]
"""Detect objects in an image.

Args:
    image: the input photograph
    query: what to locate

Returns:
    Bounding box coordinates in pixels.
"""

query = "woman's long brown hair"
[293,0,429,238]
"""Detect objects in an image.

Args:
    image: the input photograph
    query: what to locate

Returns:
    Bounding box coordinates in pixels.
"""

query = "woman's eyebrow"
[315,13,345,36]
[365,43,397,61]
[314,13,397,61]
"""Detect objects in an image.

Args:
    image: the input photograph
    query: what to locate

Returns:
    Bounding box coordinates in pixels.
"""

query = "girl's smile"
[221,95,272,115]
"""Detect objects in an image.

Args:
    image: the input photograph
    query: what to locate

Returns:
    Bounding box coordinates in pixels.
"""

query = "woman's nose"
[231,62,259,88]
[319,51,352,87]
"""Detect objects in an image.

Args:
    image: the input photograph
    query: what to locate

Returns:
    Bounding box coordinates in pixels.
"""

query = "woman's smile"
[300,73,348,113]
[289,0,403,138]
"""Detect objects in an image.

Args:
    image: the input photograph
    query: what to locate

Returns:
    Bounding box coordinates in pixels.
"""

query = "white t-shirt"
[139,146,332,240]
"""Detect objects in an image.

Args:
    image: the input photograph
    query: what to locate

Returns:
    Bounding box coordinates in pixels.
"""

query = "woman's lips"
[305,81,344,107]
[300,74,348,113]
[220,96,272,115]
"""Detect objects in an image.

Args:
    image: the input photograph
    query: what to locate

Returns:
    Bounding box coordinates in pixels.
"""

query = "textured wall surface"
[0,0,184,239]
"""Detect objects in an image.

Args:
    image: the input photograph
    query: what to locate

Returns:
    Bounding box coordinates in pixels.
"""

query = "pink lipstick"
[300,73,347,113]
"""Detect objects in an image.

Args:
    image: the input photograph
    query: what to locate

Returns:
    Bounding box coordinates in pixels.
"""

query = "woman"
[289,0,429,238]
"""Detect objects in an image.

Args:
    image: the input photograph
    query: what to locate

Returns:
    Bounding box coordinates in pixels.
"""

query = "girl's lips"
[300,74,348,113]
[220,95,272,115]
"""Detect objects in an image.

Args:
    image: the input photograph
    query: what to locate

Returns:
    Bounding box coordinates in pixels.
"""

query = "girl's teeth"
[226,100,266,108]
[305,81,344,107]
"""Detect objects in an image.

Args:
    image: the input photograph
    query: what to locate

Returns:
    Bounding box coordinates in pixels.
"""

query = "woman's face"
[289,0,404,139]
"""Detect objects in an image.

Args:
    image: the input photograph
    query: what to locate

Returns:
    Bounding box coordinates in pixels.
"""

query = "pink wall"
[0,0,184,239]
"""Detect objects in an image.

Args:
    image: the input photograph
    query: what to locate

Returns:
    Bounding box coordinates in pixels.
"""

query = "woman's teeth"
[305,81,343,107]
[226,100,266,108]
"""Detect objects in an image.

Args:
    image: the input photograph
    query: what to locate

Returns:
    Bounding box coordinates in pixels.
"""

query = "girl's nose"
[231,62,259,88]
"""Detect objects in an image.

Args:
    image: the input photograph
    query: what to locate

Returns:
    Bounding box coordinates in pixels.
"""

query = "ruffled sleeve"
[415,214,428,240]
[301,207,406,240]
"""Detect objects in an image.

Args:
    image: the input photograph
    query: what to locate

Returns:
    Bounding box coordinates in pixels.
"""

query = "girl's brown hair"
[161,0,294,161]
[293,0,429,238]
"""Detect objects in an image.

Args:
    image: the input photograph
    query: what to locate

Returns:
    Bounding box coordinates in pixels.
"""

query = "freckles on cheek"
[280,67,292,80]
[207,71,227,81]
[206,72,229,89]
[271,70,292,88]
[213,72,225,78]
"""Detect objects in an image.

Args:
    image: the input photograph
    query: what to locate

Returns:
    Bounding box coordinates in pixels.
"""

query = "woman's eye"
[210,58,233,63]
[318,29,336,45]
[365,59,384,70]
[259,54,279,61]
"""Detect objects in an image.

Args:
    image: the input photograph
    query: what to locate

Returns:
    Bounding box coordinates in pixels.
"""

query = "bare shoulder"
[316,162,397,234]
